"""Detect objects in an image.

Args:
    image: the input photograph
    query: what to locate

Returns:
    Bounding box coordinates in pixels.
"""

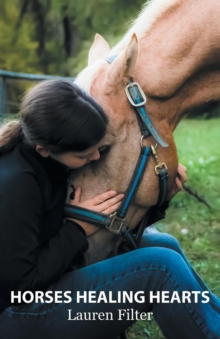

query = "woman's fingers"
[177,163,188,184]
[68,188,124,214]
[102,202,123,215]
[173,163,187,194]
[167,163,187,201]
[95,193,124,212]
[175,177,183,191]
[178,163,186,171]
[92,190,118,205]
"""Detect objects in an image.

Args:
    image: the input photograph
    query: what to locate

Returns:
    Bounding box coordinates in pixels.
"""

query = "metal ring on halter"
[140,135,144,148]
[140,135,158,150]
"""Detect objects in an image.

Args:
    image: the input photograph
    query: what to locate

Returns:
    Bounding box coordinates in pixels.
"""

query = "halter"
[64,56,169,250]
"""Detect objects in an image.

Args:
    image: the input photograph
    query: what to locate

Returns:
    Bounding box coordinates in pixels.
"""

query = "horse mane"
[75,60,106,93]
[111,0,180,54]
[75,0,180,91]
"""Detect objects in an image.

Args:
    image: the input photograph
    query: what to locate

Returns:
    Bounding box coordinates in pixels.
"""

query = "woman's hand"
[67,187,124,236]
[167,163,187,201]
[70,187,124,214]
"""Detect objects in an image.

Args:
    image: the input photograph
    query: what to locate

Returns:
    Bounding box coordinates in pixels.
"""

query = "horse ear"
[88,34,110,65]
[105,34,138,90]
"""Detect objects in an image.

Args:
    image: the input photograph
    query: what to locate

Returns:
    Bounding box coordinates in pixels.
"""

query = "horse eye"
[98,145,111,155]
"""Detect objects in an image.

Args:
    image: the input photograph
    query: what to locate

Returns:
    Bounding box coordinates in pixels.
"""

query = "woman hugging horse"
[1,0,220,338]
[0,79,219,339]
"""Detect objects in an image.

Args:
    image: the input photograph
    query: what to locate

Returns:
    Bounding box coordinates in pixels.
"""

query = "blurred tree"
[50,0,147,74]
[0,0,148,114]
[1,0,220,117]
[0,0,39,73]
[0,0,147,75]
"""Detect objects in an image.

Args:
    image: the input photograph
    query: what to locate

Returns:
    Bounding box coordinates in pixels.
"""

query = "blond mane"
[111,0,180,54]
[75,60,106,93]
[75,0,180,91]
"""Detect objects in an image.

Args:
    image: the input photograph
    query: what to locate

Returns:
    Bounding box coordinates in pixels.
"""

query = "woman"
[0,80,219,339]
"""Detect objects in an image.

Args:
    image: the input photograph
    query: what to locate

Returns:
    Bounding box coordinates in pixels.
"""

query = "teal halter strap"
[64,56,169,250]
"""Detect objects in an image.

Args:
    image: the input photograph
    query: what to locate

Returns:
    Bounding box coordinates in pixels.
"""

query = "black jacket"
[0,143,88,312]
[0,143,168,312]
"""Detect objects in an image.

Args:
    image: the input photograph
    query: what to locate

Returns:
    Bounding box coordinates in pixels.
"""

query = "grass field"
[127,118,220,339]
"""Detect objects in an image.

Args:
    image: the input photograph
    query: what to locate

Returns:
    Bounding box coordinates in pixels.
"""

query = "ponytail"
[0,120,23,155]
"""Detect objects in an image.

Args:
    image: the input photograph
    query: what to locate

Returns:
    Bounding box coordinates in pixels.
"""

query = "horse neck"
[130,0,220,128]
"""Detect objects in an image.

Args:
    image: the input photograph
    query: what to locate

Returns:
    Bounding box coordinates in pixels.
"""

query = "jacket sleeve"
[0,170,88,297]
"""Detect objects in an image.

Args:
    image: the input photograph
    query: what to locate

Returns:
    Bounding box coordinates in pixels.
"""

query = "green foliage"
[126,317,165,339]
[0,0,149,112]
[52,0,145,36]
[0,0,39,73]
[164,119,220,296]
[0,0,147,75]
[50,0,148,74]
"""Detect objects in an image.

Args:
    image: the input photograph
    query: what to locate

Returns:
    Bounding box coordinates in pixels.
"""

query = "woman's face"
[36,138,108,169]
[51,144,102,169]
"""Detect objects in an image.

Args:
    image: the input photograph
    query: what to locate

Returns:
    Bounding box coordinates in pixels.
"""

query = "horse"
[69,0,220,266]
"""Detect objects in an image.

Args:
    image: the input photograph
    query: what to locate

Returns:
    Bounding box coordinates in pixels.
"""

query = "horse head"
[71,0,220,266]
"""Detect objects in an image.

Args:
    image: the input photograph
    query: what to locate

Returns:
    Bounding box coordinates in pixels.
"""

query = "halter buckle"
[106,212,127,235]
[125,82,147,107]
[151,145,168,175]
[155,162,168,175]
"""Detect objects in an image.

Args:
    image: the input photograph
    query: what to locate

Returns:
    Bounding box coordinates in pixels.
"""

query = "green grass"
[127,119,220,339]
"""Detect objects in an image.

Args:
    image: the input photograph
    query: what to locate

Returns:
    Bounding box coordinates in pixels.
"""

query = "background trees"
[0,0,146,75]
[0,0,148,114]
[1,0,219,117]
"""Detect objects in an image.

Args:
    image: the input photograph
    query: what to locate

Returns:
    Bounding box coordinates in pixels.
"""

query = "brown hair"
[0,120,23,154]
[0,80,108,155]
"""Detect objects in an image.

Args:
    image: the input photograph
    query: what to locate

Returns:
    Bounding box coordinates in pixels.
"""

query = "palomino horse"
[70,0,220,266]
